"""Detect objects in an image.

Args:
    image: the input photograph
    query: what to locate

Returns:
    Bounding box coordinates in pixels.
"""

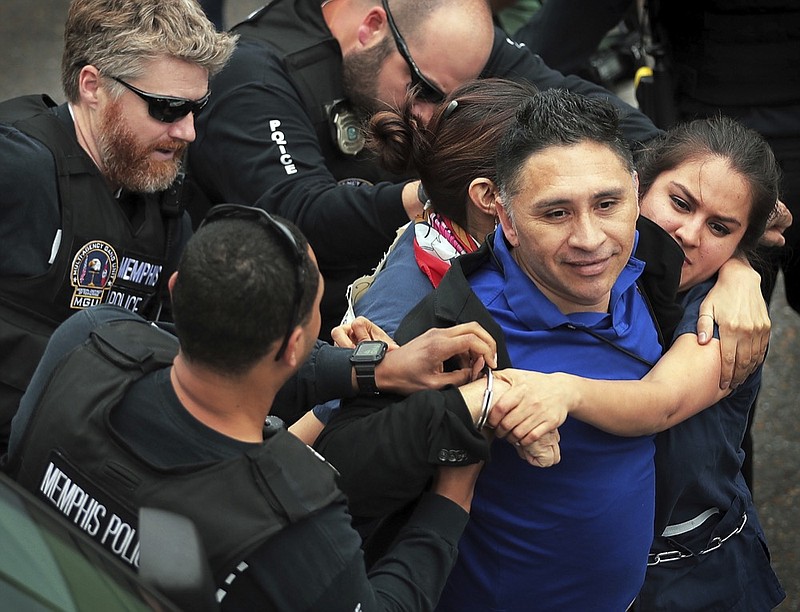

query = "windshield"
[0,479,176,611]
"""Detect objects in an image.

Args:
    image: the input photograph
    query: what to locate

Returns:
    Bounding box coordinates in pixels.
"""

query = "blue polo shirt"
[437,228,663,612]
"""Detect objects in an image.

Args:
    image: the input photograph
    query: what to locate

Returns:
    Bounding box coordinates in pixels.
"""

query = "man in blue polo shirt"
[317,88,674,610]
[433,91,662,611]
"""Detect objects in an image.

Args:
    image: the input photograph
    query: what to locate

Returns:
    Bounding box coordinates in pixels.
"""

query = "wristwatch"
[350,340,388,394]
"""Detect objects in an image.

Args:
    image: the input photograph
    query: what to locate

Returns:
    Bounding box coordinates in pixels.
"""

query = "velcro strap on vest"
[248,431,341,523]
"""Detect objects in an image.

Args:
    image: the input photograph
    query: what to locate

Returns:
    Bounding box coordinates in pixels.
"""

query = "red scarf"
[412,209,479,287]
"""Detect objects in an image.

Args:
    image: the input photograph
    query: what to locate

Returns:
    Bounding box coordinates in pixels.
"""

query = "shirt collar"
[491,226,646,331]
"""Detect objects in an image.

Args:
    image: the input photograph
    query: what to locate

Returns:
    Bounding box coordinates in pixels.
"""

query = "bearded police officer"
[0,0,236,453]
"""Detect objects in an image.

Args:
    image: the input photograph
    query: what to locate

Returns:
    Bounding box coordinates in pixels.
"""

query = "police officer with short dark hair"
[7,206,493,611]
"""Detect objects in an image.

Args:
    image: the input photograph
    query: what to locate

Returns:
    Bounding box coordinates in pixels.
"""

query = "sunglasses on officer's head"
[199,204,307,361]
[381,0,446,104]
[112,76,211,123]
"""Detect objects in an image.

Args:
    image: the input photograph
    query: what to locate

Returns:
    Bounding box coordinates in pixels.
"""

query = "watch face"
[357,342,384,357]
[353,340,387,361]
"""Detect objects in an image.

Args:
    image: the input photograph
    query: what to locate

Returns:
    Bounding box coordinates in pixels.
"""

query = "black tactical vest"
[0,95,183,433]
[10,317,343,585]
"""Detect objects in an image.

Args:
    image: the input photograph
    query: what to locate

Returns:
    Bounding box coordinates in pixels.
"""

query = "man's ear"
[77,64,103,109]
[357,6,387,47]
[280,326,306,369]
[495,197,519,247]
[168,271,178,294]
[467,177,498,217]
[632,170,641,218]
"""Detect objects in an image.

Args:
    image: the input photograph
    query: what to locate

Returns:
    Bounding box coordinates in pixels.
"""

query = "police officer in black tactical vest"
[6,206,486,611]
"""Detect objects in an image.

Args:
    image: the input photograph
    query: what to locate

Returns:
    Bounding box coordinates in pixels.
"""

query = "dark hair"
[637,115,780,258]
[171,218,319,375]
[367,78,539,227]
[495,89,633,215]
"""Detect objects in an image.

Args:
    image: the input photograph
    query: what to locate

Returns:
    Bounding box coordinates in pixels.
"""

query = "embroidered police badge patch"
[70,240,119,310]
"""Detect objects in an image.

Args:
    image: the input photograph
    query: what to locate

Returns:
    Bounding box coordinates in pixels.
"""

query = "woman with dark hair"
[629,117,786,609]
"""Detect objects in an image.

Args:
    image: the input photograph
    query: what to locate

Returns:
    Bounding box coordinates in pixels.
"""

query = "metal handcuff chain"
[647,512,748,566]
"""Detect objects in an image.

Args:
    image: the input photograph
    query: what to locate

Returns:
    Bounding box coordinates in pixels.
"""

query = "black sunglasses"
[111,76,211,123]
[199,204,307,361]
[381,0,446,103]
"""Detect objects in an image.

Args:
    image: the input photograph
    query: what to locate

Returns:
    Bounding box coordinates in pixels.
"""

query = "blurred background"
[1,1,797,609]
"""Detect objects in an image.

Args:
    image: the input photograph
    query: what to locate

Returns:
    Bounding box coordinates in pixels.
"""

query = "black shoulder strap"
[246,431,342,523]
[89,317,180,371]
[9,318,178,479]
[0,93,58,121]
[1,95,98,180]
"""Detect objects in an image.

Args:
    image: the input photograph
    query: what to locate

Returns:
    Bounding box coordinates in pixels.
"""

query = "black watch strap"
[354,362,379,394]
[350,340,387,394]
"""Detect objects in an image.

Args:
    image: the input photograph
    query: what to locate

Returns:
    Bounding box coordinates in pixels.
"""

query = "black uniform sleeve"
[0,123,61,277]
[512,0,633,77]
[483,25,662,148]
[272,341,356,425]
[221,493,468,612]
[188,41,410,269]
[315,386,489,518]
